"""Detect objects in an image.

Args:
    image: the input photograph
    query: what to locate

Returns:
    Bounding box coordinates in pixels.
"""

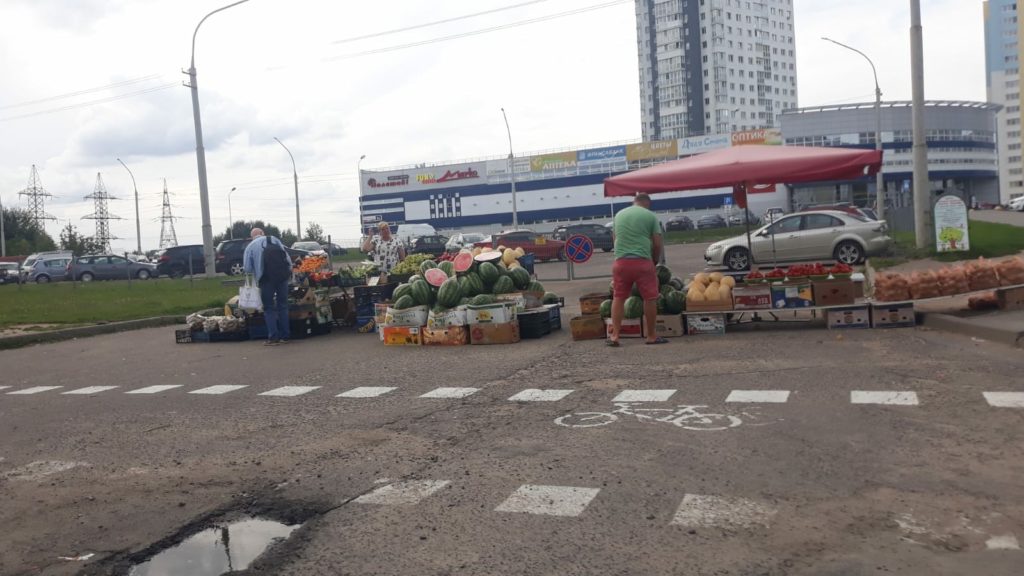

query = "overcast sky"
[0,0,985,251]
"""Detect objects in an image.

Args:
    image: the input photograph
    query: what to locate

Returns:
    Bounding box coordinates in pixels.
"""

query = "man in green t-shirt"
[609,193,666,346]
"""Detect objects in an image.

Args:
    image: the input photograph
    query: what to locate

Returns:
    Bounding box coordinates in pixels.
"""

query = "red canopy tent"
[603,145,883,204]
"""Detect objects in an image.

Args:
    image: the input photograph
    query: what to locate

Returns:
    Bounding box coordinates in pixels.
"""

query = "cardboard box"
[470,321,520,345]
[497,291,544,312]
[813,279,856,307]
[380,325,422,345]
[770,281,814,309]
[684,300,734,312]
[426,306,468,329]
[466,302,516,324]
[871,303,916,328]
[383,305,429,327]
[998,286,1024,310]
[686,314,726,335]
[580,292,610,315]
[643,314,684,338]
[605,318,643,339]
[570,315,605,340]
[732,285,772,310]
[422,325,470,346]
[826,305,870,329]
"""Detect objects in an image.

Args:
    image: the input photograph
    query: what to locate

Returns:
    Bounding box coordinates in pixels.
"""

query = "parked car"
[409,235,449,256]
[392,223,437,244]
[445,233,486,253]
[475,231,566,261]
[704,210,892,271]
[324,243,348,256]
[799,203,872,220]
[0,262,21,284]
[763,207,786,224]
[1010,195,1024,211]
[156,245,205,278]
[860,207,878,220]
[696,214,727,229]
[292,241,327,257]
[20,251,74,283]
[68,254,156,281]
[665,215,695,232]
[216,239,312,276]
[727,210,761,227]
[556,223,613,252]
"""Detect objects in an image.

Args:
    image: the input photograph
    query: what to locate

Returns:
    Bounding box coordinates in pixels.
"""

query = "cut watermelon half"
[474,251,503,263]
[424,267,449,287]
[453,251,474,273]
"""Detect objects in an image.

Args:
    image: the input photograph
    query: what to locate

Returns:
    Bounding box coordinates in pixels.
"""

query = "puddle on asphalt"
[128,517,299,575]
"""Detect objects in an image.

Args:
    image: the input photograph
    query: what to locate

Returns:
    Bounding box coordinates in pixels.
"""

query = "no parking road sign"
[565,234,594,264]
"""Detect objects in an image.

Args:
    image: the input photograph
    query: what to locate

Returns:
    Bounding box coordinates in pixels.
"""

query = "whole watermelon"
[410,281,432,306]
[527,280,545,293]
[458,275,478,297]
[660,284,674,298]
[510,267,531,290]
[478,262,500,286]
[438,261,455,277]
[669,277,684,291]
[492,276,515,295]
[542,292,560,305]
[656,265,672,286]
[656,295,667,314]
[624,296,644,319]
[630,283,641,298]
[392,295,416,310]
[496,261,509,275]
[437,278,463,308]
[392,283,413,302]
[599,299,612,319]
[419,260,437,274]
[665,290,686,314]
[471,294,496,306]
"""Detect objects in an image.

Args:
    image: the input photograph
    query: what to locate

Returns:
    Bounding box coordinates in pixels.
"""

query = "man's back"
[614,205,658,259]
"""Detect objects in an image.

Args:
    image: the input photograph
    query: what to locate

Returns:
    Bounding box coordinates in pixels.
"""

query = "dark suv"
[216,239,311,275]
[555,223,613,252]
[156,245,205,278]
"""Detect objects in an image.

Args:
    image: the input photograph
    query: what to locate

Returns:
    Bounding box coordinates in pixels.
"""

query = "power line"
[321,0,630,63]
[331,0,551,45]
[0,74,166,111]
[0,82,179,123]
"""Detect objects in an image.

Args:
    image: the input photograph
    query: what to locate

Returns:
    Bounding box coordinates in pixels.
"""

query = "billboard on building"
[577,145,627,166]
[626,140,678,162]
[486,157,532,177]
[529,151,577,172]
[731,128,783,146]
[678,134,731,156]
[363,162,484,195]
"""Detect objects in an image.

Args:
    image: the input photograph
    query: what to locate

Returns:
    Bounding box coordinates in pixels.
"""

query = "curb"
[0,315,187,351]
[920,312,1024,348]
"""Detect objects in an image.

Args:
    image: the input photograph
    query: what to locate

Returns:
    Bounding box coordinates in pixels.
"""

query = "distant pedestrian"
[608,193,665,346]
[361,221,406,275]
[243,228,293,346]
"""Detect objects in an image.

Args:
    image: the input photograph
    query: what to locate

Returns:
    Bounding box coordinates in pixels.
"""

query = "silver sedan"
[704,210,892,271]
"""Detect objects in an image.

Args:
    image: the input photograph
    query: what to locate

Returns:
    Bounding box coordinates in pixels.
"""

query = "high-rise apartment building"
[635,0,799,141]
[984,0,1023,203]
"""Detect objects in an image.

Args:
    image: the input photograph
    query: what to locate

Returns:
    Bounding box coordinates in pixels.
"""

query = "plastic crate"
[354,283,397,302]
[517,309,551,339]
[191,330,250,343]
[175,329,194,344]
[519,253,536,276]
[334,276,365,288]
[545,304,562,331]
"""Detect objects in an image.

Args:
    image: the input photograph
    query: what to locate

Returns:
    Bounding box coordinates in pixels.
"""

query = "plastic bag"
[238,275,263,311]
[995,257,1024,286]
[966,258,1001,291]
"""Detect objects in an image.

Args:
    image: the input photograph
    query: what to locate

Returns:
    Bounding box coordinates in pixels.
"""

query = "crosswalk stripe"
[126,385,183,395]
[189,385,248,395]
[0,386,10,391]
[671,494,777,528]
[612,389,676,402]
[420,387,480,399]
[337,386,397,398]
[63,386,119,395]
[508,389,575,402]
[983,392,1024,408]
[495,484,601,517]
[850,391,919,406]
[259,386,321,397]
[354,480,450,505]
[726,390,791,403]
[7,386,63,395]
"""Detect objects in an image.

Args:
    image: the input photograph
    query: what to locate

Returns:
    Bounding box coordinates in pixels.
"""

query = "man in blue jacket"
[243,228,293,345]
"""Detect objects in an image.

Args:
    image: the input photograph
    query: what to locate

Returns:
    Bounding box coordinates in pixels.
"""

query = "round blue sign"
[565,234,594,264]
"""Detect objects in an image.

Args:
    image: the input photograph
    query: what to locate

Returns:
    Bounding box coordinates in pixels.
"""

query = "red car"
[475,231,566,261]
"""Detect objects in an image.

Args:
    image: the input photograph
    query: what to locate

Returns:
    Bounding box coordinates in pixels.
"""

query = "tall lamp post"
[823,37,886,223]
[274,137,301,239]
[909,0,930,249]
[501,108,518,228]
[186,0,250,277]
[357,154,366,231]
[228,187,237,239]
[116,158,142,254]
[0,194,6,257]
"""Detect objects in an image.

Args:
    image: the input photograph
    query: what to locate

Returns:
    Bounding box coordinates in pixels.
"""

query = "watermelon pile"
[388,248,559,315]
[599,263,687,317]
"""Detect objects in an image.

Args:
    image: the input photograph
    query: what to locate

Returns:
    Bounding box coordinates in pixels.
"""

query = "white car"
[445,233,486,253]
[1010,196,1024,211]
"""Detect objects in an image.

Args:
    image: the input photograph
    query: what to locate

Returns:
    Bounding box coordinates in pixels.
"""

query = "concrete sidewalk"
[921,309,1024,348]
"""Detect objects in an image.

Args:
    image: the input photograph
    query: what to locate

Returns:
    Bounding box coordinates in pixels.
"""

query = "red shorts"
[612,258,659,300]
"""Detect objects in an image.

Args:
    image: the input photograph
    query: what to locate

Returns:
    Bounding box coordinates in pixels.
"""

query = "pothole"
[127,517,299,575]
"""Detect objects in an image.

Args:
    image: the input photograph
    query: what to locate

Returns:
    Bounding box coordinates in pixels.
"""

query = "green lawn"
[332,251,368,264]
[0,278,236,328]
[663,226,747,245]
[870,220,1024,269]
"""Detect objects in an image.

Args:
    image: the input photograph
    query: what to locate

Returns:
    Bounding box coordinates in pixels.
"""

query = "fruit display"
[390,254,436,276]
[745,263,851,283]
[294,255,328,274]
[686,271,733,305]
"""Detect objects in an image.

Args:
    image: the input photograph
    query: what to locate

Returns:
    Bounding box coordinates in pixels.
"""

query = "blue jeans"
[259,278,290,341]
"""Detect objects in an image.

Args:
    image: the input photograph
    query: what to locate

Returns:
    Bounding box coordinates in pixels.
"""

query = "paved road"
[2,243,1023,576]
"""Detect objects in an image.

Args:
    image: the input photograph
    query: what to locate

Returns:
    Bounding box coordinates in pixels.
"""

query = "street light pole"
[0,194,6,257]
[228,187,237,239]
[909,0,931,249]
[185,0,250,277]
[116,158,142,255]
[274,137,301,239]
[501,108,517,228]
[822,37,886,223]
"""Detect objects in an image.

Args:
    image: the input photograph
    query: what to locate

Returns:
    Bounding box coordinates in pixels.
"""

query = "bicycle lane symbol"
[554,402,777,431]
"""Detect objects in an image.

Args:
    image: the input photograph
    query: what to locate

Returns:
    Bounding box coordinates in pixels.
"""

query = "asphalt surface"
[969,208,1024,227]
[1,244,1023,576]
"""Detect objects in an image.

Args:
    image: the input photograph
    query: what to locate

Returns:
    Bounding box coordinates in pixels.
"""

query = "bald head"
[250,228,265,239]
